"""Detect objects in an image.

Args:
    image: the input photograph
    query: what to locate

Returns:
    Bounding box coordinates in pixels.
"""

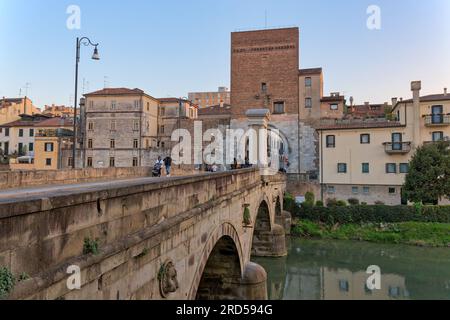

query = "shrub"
[326,198,338,207]
[83,238,100,255]
[0,267,15,299]
[336,200,347,207]
[284,192,301,216]
[348,198,360,206]
[315,200,324,207]
[296,205,450,224]
[304,192,315,207]
[374,201,385,205]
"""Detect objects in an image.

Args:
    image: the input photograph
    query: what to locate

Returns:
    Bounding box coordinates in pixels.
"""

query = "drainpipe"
[320,130,324,202]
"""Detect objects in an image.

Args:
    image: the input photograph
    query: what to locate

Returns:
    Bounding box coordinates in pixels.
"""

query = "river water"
[254,238,450,300]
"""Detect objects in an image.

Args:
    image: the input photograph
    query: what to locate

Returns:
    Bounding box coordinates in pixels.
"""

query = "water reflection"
[254,239,450,300]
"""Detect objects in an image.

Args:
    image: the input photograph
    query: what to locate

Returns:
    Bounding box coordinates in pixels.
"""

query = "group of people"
[152,156,172,177]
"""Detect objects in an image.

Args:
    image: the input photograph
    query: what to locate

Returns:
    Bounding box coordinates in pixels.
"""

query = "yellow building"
[33,129,73,170]
[318,81,450,205]
[0,97,40,125]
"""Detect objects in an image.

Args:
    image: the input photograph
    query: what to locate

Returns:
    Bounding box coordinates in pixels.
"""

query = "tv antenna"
[104,76,109,88]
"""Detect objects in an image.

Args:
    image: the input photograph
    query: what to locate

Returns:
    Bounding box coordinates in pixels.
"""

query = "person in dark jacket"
[163,156,173,177]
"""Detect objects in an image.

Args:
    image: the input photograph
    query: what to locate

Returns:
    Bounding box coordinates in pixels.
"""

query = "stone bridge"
[0,168,291,300]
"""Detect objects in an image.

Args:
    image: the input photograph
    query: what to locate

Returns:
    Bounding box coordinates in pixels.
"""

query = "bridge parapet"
[0,169,288,300]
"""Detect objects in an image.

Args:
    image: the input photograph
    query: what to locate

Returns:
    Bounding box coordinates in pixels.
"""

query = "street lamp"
[72,37,100,169]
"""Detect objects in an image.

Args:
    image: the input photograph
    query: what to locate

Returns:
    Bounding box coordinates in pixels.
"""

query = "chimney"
[411,81,422,143]
[391,97,398,106]
[445,88,448,96]
[364,102,370,107]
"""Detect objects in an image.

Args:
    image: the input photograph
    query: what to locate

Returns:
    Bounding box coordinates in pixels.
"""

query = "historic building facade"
[82,88,159,168]
[318,82,450,205]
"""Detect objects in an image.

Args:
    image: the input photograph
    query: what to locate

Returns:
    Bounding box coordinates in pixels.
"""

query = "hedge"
[293,205,450,224]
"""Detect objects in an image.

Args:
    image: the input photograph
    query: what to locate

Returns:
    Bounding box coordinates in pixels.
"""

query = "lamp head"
[92,46,100,60]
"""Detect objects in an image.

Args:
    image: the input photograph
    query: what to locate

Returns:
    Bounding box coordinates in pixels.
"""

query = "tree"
[403,141,450,204]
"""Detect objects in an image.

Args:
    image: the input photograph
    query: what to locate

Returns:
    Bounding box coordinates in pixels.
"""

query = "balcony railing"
[424,114,450,126]
[383,142,412,154]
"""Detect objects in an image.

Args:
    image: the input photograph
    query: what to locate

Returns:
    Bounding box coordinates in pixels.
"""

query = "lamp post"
[72,37,100,169]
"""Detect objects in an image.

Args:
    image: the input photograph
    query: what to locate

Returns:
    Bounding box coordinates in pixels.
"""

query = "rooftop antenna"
[24,82,31,97]
[104,76,109,88]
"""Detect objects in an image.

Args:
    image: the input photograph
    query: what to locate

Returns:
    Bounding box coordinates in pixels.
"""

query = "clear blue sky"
[1,0,449,107]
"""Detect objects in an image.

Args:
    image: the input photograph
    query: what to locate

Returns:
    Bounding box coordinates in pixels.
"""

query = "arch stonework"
[188,222,244,300]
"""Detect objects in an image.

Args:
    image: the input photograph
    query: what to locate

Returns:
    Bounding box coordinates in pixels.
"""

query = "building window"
[327,186,336,194]
[400,163,409,174]
[88,122,94,130]
[360,134,370,144]
[133,139,139,149]
[45,158,52,166]
[386,163,397,174]
[330,104,339,111]
[19,129,24,137]
[133,120,140,131]
[432,131,444,142]
[111,101,117,110]
[5,128,9,137]
[352,187,359,194]
[338,163,347,173]
[111,120,116,131]
[273,101,285,114]
[161,142,165,148]
[261,82,267,92]
[89,101,94,109]
[88,139,93,149]
[134,100,140,109]
[68,157,73,167]
[339,280,349,292]
[160,107,165,117]
[29,129,34,137]
[110,139,115,149]
[133,157,138,167]
[160,125,165,134]
[389,187,396,194]
[45,143,54,152]
[305,77,312,87]
[29,142,34,152]
[87,157,93,167]
[305,98,312,108]
[326,135,336,148]
[109,157,115,167]
[362,163,370,173]
[147,102,150,112]
[146,139,150,149]
[18,143,23,155]
[363,187,370,194]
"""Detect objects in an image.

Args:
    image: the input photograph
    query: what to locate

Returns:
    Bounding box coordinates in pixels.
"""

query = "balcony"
[383,142,412,154]
[424,114,450,127]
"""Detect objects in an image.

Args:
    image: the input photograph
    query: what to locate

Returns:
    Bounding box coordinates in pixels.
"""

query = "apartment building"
[42,104,74,118]
[188,87,230,109]
[82,88,159,168]
[318,81,450,205]
[157,98,198,149]
[0,97,40,125]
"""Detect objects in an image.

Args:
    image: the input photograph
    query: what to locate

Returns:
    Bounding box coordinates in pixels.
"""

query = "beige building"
[0,97,40,125]
[188,87,230,109]
[318,81,450,205]
[157,98,198,149]
[42,104,74,118]
[33,128,74,170]
[82,88,159,168]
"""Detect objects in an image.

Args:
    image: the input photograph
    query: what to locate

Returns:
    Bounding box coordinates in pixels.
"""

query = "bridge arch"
[251,198,287,258]
[189,222,244,300]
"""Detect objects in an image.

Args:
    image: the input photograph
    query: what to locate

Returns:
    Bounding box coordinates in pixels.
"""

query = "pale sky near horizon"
[0,0,449,108]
